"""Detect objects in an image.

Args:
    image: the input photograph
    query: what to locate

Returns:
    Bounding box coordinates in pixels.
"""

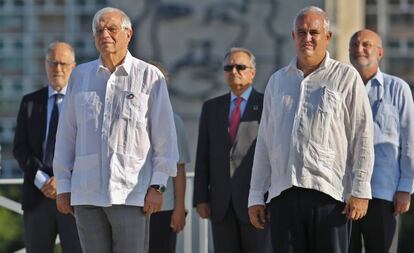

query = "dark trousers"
[349,198,398,253]
[211,203,272,253]
[23,197,82,253]
[149,210,177,253]
[269,187,350,253]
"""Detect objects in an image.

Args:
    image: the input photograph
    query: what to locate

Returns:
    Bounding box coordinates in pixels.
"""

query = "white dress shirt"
[53,51,179,207]
[248,53,374,207]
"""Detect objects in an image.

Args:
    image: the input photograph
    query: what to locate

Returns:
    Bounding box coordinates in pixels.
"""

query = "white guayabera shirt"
[53,51,179,207]
[248,53,375,207]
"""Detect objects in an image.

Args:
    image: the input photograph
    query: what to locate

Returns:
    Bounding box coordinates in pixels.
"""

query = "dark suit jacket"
[193,88,264,223]
[13,87,48,211]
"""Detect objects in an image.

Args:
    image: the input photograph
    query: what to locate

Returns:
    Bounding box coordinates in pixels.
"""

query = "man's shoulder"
[252,88,264,98]
[382,72,410,89]
[22,86,48,101]
[327,58,358,76]
[129,56,161,73]
[73,59,99,73]
[203,93,228,106]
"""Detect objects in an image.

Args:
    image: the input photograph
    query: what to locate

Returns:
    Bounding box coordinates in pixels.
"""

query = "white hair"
[293,6,330,33]
[45,41,75,62]
[92,7,132,34]
[223,47,256,68]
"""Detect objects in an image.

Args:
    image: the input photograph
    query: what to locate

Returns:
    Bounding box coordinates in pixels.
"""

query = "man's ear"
[326,31,332,42]
[378,47,384,61]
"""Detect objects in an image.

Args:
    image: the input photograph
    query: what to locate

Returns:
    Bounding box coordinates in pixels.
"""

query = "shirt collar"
[231,86,253,102]
[48,85,67,98]
[286,51,331,74]
[369,68,384,87]
[96,50,132,76]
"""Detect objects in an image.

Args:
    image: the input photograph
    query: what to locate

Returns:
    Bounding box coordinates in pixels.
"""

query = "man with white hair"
[248,6,374,252]
[53,7,178,253]
[14,41,81,253]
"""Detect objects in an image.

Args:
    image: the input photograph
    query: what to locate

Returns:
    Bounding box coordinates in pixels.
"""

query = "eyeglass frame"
[46,60,74,68]
[349,41,382,50]
[94,25,127,36]
[223,64,254,72]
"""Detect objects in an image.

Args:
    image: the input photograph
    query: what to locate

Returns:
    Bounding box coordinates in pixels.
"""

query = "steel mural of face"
[129,0,286,103]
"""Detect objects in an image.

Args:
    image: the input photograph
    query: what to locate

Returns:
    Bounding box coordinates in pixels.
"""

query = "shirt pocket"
[75,91,102,129]
[312,86,340,145]
[114,91,150,157]
[72,153,100,193]
[120,91,148,125]
[110,152,146,190]
[375,103,399,144]
[303,140,342,191]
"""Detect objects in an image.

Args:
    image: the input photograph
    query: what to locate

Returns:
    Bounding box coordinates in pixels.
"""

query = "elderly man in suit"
[193,47,271,253]
[13,42,82,253]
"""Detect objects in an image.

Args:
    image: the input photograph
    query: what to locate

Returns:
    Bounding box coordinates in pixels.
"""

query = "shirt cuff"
[397,178,414,194]
[56,179,71,194]
[150,171,169,187]
[351,180,372,199]
[248,190,266,207]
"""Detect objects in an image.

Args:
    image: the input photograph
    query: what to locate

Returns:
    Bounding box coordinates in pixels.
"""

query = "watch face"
[151,185,166,193]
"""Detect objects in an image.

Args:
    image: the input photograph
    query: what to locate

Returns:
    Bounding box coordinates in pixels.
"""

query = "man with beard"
[348,29,414,253]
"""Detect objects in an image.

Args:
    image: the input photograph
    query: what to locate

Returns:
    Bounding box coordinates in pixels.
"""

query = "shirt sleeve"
[248,78,273,207]
[148,75,179,185]
[174,113,191,164]
[345,70,375,199]
[53,72,78,194]
[396,81,414,193]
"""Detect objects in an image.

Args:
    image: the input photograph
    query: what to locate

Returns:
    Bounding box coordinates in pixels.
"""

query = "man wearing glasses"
[248,7,374,252]
[13,42,81,253]
[194,47,272,253]
[348,29,414,253]
[53,7,178,253]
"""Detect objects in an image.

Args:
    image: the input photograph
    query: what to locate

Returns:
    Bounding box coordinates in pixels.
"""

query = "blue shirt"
[366,69,414,201]
[229,86,252,120]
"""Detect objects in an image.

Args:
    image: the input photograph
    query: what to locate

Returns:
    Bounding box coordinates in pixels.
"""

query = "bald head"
[349,29,383,83]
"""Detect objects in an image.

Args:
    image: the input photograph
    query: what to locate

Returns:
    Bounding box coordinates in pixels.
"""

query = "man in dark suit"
[13,42,82,253]
[193,47,271,253]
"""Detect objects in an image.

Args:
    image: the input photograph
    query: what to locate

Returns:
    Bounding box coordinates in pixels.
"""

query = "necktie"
[44,93,63,174]
[229,97,242,143]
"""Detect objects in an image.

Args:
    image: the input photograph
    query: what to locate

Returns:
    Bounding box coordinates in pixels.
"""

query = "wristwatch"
[150,184,166,194]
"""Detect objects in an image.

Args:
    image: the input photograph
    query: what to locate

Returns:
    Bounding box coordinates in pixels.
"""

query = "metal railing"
[0,173,210,253]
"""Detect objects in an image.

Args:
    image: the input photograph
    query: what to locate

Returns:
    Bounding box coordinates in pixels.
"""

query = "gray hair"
[223,47,256,68]
[45,41,75,62]
[293,6,330,33]
[92,7,132,34]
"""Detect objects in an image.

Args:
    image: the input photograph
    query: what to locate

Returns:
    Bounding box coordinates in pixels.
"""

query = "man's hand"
[394,191,411,215]
[143,187,163,216]
[56,192,73,215]
[196,203,210,219]
[248,205,267,229]
[40,176,57,199]
[343,196,369,220]
[170,206,186,232]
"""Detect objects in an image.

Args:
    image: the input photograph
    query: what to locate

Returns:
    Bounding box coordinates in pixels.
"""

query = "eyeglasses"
[46,60,73,68]
[95,26,125,35]
[223,64,253,72]
[350,42,381,50]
